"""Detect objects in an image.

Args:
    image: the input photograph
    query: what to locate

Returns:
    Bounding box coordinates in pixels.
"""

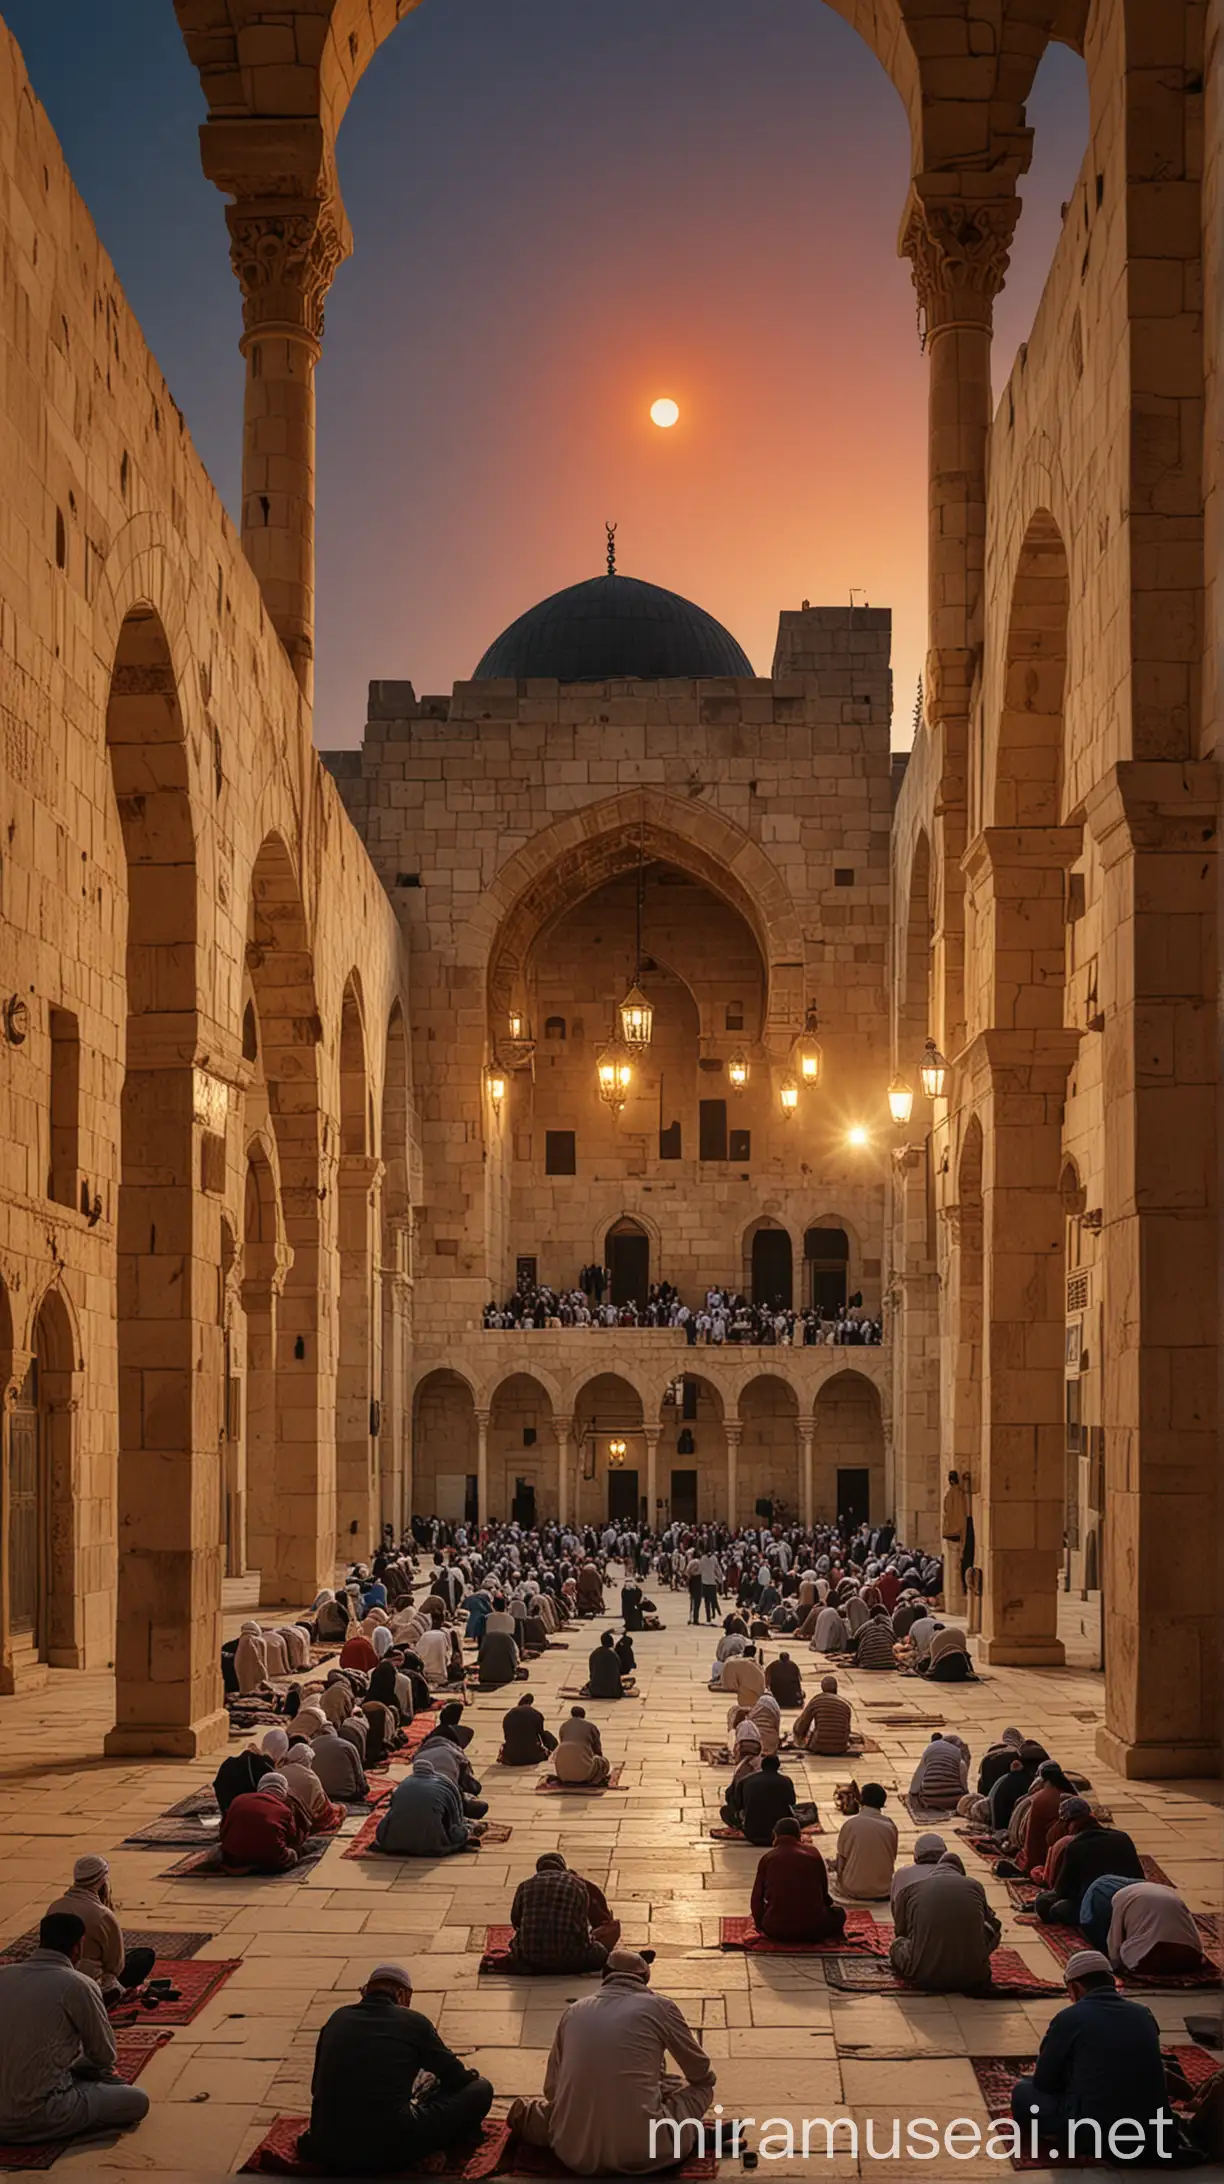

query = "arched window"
[750,1226,792,1309]
[544,1016,566,1040]
[804,1227,849,1314]
[605,1218,649,1308]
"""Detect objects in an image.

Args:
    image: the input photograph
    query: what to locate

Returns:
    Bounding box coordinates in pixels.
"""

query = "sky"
[3,2,1088,748]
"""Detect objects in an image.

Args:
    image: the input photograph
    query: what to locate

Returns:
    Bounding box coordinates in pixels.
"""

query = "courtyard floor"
[0,1595,1220,2180]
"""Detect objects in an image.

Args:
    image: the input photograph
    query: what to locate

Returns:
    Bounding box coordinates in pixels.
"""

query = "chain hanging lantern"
[596,1035,633,1112]
[792,1000,823,1088]
[728,1049,749,1092]
[919,1038,947,1100]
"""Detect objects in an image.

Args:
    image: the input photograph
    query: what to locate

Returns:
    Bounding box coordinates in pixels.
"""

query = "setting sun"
[650,396,680,429]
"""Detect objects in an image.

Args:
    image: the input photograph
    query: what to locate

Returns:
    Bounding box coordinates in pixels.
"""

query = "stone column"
[725,1424,742,1531]
[902,190,1018,1053]
[1087,763,1219,1777]
[554,1416,573,1528]
[475,1410,490,1529]
[890,1148,941,1550]
[335,1153,381,1561]
[378,1235,412,1537]
[644,1425,660,1527]
[799,1423,814,1530]
[0,1352,34,1695]
[242,1249,289,1602]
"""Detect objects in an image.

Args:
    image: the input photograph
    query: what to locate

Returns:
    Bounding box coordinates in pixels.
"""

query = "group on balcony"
[483,1275,883,1347]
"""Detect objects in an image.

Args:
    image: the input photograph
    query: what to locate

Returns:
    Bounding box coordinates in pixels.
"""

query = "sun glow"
[650,396,680,428]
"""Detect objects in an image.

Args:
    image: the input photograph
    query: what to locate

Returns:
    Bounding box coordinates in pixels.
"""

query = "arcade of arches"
[0,0,1216,1804]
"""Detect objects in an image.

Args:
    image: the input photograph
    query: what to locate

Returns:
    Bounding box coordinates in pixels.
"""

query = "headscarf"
[371,1627,394,1658]
[294,1706,327,1739]
[260,1772,290,1800]
[261,1728,290,1761]
[369,1663,399,1708]
[240,1620,261,1636]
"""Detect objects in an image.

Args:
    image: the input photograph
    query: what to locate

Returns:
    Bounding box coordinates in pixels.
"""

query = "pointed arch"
[990,509,1070,829]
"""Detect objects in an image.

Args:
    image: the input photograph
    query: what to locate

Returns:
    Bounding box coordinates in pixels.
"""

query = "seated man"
[500,1694,557,1766]
[751,1817,846,1944]
[794,1675,853,1755]
[833,1783,898,1901]
[908,1732,970,1811]
[476,1625,521,1688]
[850,1609,898,1671]
[919,1624,974,1682]
[0,1913,151,2147]
[888,1851,1000,1992]
[374,1758,481,1856]
[1032,1805,1145,1926]
[44,1856,155,2001]
[890,1831,947,1918]
[723,1753,816,1846]
[806,1601,848,1652]
[220,1772,311,1872]
[720,1644,766,1706]
[412,1734,488,1818]
[1009,1950,1175,2164]
[765,1651,804,1709]
[281,1740,344,1830]
[554,1707,612,1786]
[300,1960,493,2175]
[291,1709,368,1801]
[509,1853,620,1972]
[508,1949,715,2175]
[585,1631,631,1699]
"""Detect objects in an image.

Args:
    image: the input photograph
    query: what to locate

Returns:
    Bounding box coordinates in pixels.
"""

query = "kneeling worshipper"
[501,1694,558,1765]
[794,1674,853,1755]
[720,1643,766,1705]
[1032,1802,1145,1925]
[724,1753,817,1846]
[412,1732,487,1817]
[416,1621,455,1687]
[0,1913,152,2148]
[918,1623,975,1682]
[736,1689,783,1756]
[507,1949,716,2176]
[890,1832,949,1918]
[765,1650,805,1708]
[313,1589,353,1643]
[477,1623,520,1688]
[994,1759,1080,1877]
[280,1739,344,1830]
[850,1608,899,1670]
[833,1783,899,1901]
[888,1851,1000,1992]
[1009,1950,1176,2165]
[553,1706,612,1786]
[751,1817,846,1944]
[214,1739,274,1814]
[509,1853,620,1972]
[220,1772,311,1872]
[908,1731,970,1810]
[374,1757,482,1856]
[576,1560,605,1616]
[621,1579,646,1631]
[234,1620,271,1694]
[44,1856,155,2000]
[339,1627,380,1672]
[976,1726,1026,1796]
[299,1960,494,2175]
[292,1707,368,1800]
[586,1629,632,1698]
[807,1600,848,1652]
[1105,1881,1210,1980]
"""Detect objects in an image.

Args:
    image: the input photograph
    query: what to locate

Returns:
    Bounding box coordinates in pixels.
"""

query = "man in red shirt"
[750,1818,847,1944]
[220,1774,311,1872]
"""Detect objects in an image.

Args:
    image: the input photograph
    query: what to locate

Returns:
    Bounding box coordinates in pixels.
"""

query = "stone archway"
[489,1373,556,1527]
[412,1369,478,1526]
[737,1375,800,1531]
[572,1373,645,1531]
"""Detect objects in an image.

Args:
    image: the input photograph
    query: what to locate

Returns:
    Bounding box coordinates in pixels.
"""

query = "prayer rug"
[120,1813,223,1848]
[0,2029,174,2170]
[166,1790,222,1818]
[477,1925,602,1976]
[159,1831,336,1880]
[1022,1912,1223,1988]
[536,1765,625,1794]
[341,1813,512,1861]
[709,1817,822,1840]
[956,1828,1006,1862]
[971,2046,1217,2170]
[903,1795,966,1827]
[821,1947,1062,1997]
[0,1926,211,1965]
[505,2142,717,2181]
[1003,1852,1173,1909]
[556,1688,641,1702]
[699,1743,733,1765]
[239,2115,510,2178]
[719,1910,886,1955]
[104,1956,242,2027]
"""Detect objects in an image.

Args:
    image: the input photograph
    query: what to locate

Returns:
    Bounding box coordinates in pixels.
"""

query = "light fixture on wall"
[887,1074,914,1127]
[779,1073,799,1119]
[486,1066,507,1112]
[500,1008,536,1070]
[919,1038,947,1100]
[617,833,654,1049]
[608,1436,628,1467]
[596,1036,633,1112]
[791,1000,823,1088]
[728,1049,750,1092]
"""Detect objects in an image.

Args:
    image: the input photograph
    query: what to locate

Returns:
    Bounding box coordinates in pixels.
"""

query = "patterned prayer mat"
[121,1813,223,1848]
[1004,1852,1172,1909]
[536,1765,625,1794]
[341,1813,512,1860]
[971,2046,1217,2170]
[239,2116,718,2180]
[103,1956,241,2028]
[0,1926,211,1964]
[0,2029,173,2170]
[709,1817,822,1840]
[477,1925,603,1976]
[166,1790,222,1818]
[159,1831,336,1880]
[821,1947,1062,1997]
[719,1910,886,1955]
[1022,1911,1223,1988]
[903,1795,966,1826]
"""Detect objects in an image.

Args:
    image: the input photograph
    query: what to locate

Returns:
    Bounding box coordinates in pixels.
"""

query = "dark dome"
[473,573,753,681]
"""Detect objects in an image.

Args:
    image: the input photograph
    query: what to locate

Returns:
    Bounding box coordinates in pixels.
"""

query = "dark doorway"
[512,1478,536,1527]
[806,1227,849,1314]
[7,1359,41,1644]
[836,1466,870,1531]
[516,1255,538,1289]
[608,1468,639,1522]
[465,1473,479,1526]
[751,1227,793,1308]
[670,1468,698,1523]
[607,1226,649,1308]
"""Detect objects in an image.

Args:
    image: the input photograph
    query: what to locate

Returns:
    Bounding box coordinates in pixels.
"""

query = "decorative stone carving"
[226,199,347,344]
[902,194,1021,334]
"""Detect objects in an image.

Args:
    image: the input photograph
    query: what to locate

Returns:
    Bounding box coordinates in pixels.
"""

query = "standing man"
[698,1544,722,1624]
[941,1470,968,1613]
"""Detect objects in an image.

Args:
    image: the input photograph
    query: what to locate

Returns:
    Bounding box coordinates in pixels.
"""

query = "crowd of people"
[483,1274,883,1346]
[0,1513,1216,2171]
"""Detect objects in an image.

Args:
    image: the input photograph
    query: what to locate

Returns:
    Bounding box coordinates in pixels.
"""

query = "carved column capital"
[226,196,350,349]
[3,1350,34,1407]
[901,189,1020,337]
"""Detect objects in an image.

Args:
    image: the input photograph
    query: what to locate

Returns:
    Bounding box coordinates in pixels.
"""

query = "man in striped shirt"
[850,1610,898,1670]
[794,1675,854,1755]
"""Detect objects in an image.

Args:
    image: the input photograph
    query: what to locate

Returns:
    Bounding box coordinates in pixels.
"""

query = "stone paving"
[0,1595,1220,2179]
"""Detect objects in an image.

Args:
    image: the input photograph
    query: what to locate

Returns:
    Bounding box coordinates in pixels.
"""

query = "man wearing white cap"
[1009,1949,1176,2161]
[508,1949,716,2174]
[300,1961,493,2172]
[44,1856,155,1999]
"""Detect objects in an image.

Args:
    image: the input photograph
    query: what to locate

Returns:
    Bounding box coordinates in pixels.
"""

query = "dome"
[472,573,754,681]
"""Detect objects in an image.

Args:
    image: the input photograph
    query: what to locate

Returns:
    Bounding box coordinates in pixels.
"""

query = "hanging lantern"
[618,983,654,1049]
[486,1066,507,1112]
[508,1009,526,1042]
[792,1001,823,1088]
[728,1049,750,1093]
[887,1073,914,1127]
[608,1436,627,1467]
[919,1038,947,1100]
[779,1073,799,1119]
[596,1036,633,1112]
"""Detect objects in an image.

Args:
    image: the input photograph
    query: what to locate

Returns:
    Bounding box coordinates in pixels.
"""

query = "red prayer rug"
[159,1831,335,1880]
[719,1910,886,1955]
[536,1765,624,1794]
[0,2028,173,2170]
[971,2045,1218,2170]
[103,1956,241,2027]
[821,1947,1062,1997]
[1021,1911,1223,1988]
[1004,1852,1172,1909]
[341,1813,512,1860]
[238,2115,718,2180]
[477,1926,603,1976]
